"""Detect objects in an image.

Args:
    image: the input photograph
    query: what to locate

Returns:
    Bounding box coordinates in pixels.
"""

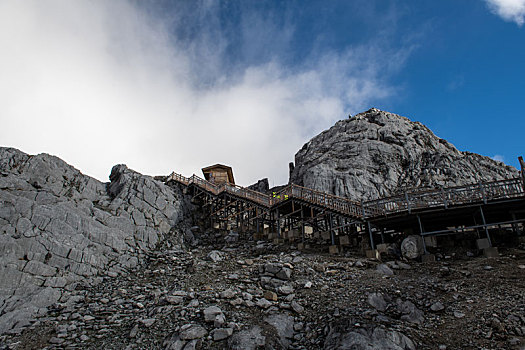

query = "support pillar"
[329,213,335,246]
[511,213,520,236]
[301,205,305,242]
[367,221,375,250]
[479,206,492,247]
[417,215,428,254]
[276,208,281,238]
[256,209,260,234]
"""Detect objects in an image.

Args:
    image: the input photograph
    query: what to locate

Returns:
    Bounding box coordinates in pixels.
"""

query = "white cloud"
[492,154,505,162]
[0,1,404,186]
[485,0,525,26]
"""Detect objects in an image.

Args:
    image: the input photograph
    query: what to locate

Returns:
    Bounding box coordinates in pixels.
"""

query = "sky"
[0,0,524,186]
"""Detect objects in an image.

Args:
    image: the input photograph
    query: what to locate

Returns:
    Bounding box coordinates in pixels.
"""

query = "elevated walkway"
[166,162,525,253]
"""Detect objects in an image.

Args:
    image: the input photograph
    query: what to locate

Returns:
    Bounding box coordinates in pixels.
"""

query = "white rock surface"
[290,108,518,200]
[0,147,188,335]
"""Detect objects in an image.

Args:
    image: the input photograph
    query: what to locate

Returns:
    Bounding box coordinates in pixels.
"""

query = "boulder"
[367,293,387,312]
[179,324,207,340]
[229,326,266,350]
[324,320,416,350]
[401,236,424,260]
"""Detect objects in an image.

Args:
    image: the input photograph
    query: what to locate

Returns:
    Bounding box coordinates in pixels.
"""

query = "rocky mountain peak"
[290,109,517,201]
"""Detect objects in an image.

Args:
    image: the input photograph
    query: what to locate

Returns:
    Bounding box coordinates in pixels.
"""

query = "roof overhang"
[201,164,235,184]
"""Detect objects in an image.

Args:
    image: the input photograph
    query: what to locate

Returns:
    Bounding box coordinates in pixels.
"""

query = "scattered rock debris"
[2,231,525,350]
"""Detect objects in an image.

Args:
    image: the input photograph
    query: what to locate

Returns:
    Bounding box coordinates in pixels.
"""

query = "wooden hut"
[202,164,235,185]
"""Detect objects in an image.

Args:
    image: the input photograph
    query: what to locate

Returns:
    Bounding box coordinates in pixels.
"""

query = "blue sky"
[0,0,523,185]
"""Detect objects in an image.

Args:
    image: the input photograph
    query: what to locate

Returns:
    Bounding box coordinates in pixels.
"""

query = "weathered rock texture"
[247,178,270,194]
[290,108,519,201]
[0,147,188,335]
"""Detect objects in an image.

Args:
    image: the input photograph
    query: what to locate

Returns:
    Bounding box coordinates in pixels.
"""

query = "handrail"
[167,171,525,220]
[363,177,524,218]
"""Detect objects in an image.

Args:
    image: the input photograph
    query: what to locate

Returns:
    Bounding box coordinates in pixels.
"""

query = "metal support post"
[405,192,411,214]
[417,215,428,254]
[300,205,305,242]
[479,206,492,247]
[329,213,335,245]
[367,221,375,250]
[511,213,520,235]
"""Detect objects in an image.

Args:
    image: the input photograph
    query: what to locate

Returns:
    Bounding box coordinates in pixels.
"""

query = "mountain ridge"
[289,108,518,201]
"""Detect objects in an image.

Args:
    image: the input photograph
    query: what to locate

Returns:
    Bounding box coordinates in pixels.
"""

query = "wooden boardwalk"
[167,172,525,220]
[166,163,525,252]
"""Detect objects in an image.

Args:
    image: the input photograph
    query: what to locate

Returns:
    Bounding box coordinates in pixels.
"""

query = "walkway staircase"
[166,172,525,220]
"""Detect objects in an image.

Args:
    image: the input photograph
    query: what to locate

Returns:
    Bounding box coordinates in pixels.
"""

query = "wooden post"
[236,202,240,230]
[300,204,305,242]
[210,199,214,229]
[329,213,335,245]
[276,208,281,238]
[256,208,260,234]
[519,156,525,191]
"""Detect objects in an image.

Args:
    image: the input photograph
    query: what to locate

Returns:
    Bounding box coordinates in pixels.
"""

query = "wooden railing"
[167,172,362,217]
[362,177,525,218]
[223,182,273,206]
[167,172,272,206]
[167,172,525,220]
[272,184,362,217]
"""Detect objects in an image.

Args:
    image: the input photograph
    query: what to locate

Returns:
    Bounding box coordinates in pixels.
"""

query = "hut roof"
[201,164,235,184]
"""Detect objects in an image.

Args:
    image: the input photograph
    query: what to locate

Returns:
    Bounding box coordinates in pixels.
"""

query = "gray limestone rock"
[324,321,416,350]
[290,108,518,201]
[256,298,272,309]
[212,327,233,341]
[229,326,266,350]
[291,300,304,314]
[204,306,223,323]
[401,236,424,260]
[376,264,394,276]
[430,302,445,312]
[247,178,270,194]
[179,324,207,340]
[367,292,387,312]
[264,313,295,348]
[163,333,186,350]
[0,147,188,335]
[207,250,223,262]
[397,299,425,325]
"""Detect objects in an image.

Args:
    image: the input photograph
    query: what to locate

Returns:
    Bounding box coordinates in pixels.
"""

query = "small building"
[202,164,235,185]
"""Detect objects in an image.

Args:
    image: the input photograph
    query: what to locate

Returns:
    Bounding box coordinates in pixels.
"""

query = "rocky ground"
[2,230,524,350]
[0,147,193,337]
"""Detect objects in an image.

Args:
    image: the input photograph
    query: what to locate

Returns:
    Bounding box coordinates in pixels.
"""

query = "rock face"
[324,322,416,350]
[289,108,519,201]
[0,147,188,335]
[247,178,270,194]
